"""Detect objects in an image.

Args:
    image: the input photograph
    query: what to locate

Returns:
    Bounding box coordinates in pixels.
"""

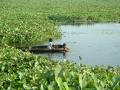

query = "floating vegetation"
[0,0,120,47]
[0,46,120,89]
[0,0,120,89]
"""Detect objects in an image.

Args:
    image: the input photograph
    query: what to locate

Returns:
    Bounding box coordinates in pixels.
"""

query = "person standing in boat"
[48,38,53,49]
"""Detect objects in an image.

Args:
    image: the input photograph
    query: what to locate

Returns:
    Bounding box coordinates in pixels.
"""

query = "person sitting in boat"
[63,43,69,51]
[48,38,53,49]
[54,43,69,51]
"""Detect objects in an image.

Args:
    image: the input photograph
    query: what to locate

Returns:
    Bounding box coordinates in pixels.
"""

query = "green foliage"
[0,46,120,89]
[0,0,120,89]
[0,0,120,47]
[0,13,60,48]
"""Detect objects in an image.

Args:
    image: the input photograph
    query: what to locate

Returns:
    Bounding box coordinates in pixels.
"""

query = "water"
[39,23,120,66]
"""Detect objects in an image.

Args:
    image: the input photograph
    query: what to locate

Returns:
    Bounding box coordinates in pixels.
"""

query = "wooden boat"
[29,44,69,53]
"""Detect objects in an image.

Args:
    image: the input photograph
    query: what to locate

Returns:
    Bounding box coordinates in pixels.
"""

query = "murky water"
[39,23,120,66]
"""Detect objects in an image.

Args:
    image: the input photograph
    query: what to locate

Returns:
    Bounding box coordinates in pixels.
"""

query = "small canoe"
[29,44,69,53]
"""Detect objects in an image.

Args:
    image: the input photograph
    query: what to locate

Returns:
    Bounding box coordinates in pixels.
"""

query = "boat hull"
[29,45,69,53]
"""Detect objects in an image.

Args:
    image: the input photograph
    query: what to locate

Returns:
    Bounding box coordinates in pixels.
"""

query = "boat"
[29,44,69,53]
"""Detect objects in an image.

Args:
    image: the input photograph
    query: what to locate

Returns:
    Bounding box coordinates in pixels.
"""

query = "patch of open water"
[38,23,120,66]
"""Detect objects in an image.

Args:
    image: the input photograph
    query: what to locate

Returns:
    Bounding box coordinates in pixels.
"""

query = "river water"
[39,23,120,66]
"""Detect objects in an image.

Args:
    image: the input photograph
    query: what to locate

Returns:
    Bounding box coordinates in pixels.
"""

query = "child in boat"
[48,38,53,49]
[63,43,69,51]
[55,43,69,52]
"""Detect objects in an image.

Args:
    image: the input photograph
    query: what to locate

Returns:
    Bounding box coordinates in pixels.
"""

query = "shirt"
[48,42,52,49]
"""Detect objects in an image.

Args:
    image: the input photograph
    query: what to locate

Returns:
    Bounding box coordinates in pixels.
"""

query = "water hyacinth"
[0,0,120,47]
[0,46,120,89]
[0,15,60,48]
[0,0,120,89]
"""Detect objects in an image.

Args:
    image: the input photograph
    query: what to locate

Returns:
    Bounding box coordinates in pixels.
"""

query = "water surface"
[39,23,120,66]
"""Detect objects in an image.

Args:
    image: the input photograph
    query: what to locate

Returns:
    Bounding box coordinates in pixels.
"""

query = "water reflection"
[40,52,67,61]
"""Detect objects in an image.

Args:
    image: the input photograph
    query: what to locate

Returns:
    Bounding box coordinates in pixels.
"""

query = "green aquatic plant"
[0,46,120,89]
[0,0,120,89]
[0,0,120,48]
